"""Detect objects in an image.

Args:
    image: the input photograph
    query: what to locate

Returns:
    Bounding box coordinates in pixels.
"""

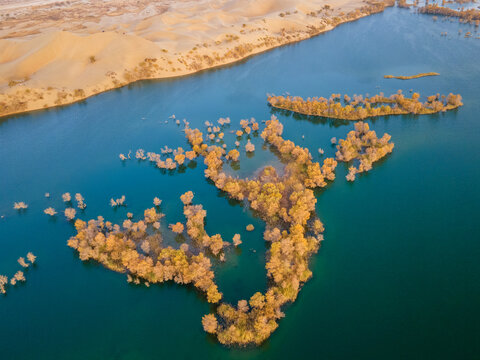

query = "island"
[384,72,440,79]
[418,4,480,22]
[267,91,463,120]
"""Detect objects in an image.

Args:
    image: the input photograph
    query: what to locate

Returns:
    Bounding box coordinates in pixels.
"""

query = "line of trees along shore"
[267,91,462,120]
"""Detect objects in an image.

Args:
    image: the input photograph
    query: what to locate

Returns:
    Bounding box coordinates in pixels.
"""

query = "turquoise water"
[1,7,479,360]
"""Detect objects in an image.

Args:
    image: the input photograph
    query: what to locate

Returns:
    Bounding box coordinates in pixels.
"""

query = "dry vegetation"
[384,72,440,79]
[68,208,223,303]
[7,96,466,343]
[0,0,396,118]
[63,114,341,345]
[267,91,463,120]
[4,0,468,343]
[418,4,480,21]
[0,253,36,295]
[336,121,394,181]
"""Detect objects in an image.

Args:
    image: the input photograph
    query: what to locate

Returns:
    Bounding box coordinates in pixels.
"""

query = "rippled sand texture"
[0,0,392,118]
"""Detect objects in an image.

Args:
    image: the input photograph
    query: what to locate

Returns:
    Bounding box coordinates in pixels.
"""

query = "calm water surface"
[1,7,479,360]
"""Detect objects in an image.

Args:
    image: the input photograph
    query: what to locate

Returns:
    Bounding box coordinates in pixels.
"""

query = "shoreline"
[0,0,393,119]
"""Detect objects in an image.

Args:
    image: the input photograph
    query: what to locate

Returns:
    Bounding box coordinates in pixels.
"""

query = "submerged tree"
[183,115,336,345]
[26,252,36,264]
[17,257,29,268]
[75,193,87,209]
[418,4,480,22]
[181,191,228,257]
[0,275,7,294]
[63,110,405,346]
[62,192,71,202]
[202,313,218,334]
[10,271,26,285]
[336,121,394,180]
[110,195,126,207]
[245,140,255,153]
[44,207,57,216]
[13,202,28,210]
[169,222,185,234]
[67,209,222,304]
[65,208,76,221]
[232,234,242,247]
[267,91,463,120]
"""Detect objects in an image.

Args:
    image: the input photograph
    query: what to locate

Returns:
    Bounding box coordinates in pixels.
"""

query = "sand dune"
[0,0,393,118]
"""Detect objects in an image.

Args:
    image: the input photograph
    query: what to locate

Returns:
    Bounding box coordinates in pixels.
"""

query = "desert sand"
[0,0,393,118]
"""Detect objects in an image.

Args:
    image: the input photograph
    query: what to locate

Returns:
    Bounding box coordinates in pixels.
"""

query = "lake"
[1,6,479,360]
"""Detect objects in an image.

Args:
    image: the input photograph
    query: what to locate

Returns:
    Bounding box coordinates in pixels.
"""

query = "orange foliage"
[336,121,394,181]
[419,4,480,21]
[181,192,227,256]
[68,210,222,304]
[267,91,463,120]
[169,222,184,234]
[185,115,331,345]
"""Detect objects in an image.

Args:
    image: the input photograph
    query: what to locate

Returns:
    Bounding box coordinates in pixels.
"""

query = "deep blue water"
[1,7,479,360]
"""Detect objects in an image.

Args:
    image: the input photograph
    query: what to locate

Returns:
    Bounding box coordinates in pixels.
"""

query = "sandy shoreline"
[0,0,393,119]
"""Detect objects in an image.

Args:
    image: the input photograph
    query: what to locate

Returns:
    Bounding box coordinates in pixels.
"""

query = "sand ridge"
[0,0,394,118]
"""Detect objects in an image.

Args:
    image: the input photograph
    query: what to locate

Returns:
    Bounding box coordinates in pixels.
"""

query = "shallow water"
[1,7,479,360]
